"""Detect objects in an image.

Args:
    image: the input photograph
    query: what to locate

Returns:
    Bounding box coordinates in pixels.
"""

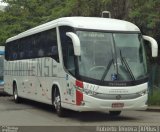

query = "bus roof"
[6,17,140,43]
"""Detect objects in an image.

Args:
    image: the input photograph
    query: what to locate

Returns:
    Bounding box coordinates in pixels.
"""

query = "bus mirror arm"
[66,32,81,56]
[143,35,158,57]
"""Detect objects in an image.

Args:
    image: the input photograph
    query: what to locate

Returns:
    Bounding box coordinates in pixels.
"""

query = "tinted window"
[0,55,4,80]
[5,41,18,61]
[5,28,59,62]
[59,26,75,75]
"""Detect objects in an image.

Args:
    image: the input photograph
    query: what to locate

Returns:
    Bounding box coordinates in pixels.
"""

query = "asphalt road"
[0,93,160,132]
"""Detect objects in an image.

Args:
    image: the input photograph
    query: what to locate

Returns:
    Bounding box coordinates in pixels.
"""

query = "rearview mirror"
[143,35,158,57]
[66,32,81,56]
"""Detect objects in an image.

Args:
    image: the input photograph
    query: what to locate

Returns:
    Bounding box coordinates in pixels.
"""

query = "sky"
[0,0,8,6]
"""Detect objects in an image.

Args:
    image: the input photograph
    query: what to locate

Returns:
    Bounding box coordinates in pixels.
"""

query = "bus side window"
[50,45,59,61]
[67,45,75,74]
[38,32,45,57]
[45,28,59,62]
[5,43,11,60]
[32,34,40,58]
[11,41,18,60]
[59,26,75,76]
[19,39,24,59]
[24,37,32,59]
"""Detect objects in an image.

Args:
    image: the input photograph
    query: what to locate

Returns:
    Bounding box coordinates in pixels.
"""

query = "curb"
[147,106,160,112]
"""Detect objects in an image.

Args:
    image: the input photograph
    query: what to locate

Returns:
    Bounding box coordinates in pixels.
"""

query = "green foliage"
[148,89,160,106]
[0,0,81,45]
[0,0,159,46]
[129,0,160,43]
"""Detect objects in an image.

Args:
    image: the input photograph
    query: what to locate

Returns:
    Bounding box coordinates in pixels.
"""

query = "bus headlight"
[137,89,148,96]
[83,89,99,96]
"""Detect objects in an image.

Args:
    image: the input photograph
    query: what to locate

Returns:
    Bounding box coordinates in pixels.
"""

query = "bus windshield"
[76,31,147,82]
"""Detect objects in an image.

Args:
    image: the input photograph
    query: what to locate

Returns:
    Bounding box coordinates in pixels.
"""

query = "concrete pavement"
[0,92,160,112]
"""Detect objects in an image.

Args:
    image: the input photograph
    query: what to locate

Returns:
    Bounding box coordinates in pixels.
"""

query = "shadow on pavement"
[0,92,10,96]
[6,97,139,122]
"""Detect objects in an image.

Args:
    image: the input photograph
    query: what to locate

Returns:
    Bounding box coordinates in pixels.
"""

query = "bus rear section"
[0,46,4,92]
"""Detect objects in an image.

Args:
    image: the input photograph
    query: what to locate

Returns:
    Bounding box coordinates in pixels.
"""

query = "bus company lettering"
[4,58,58,77]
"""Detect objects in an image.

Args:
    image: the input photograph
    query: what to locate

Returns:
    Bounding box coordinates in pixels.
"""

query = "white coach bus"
[4,17,158,117]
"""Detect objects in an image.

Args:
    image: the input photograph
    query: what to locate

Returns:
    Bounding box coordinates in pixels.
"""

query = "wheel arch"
[12,79,17,94]
[51,83,61,104]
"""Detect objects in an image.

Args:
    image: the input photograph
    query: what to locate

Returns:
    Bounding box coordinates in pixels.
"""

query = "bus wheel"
[109,111,121,116]
[13,83,20,103]
[53,88,66,117]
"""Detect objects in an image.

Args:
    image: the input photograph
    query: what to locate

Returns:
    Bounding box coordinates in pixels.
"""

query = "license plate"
[112,103,124,108]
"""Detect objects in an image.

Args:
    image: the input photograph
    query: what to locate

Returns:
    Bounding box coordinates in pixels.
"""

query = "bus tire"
[53,87,66,117]
[109,111,121,116]
[13,83,21,103]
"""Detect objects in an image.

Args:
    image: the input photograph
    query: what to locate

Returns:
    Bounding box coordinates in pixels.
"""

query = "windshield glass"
[77,31,147,82]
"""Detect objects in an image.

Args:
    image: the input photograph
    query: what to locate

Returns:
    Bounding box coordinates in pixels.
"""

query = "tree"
[128,0,160,44]
[0,0,159,46]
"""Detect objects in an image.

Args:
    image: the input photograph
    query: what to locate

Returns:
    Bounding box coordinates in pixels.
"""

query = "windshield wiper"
[120,50,135,81]
[101,59,113,82]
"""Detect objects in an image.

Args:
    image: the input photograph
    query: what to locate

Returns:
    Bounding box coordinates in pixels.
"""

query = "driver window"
[59,26,75,76]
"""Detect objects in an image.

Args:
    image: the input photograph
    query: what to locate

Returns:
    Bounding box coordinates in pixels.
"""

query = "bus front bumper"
[71,94,148,112]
